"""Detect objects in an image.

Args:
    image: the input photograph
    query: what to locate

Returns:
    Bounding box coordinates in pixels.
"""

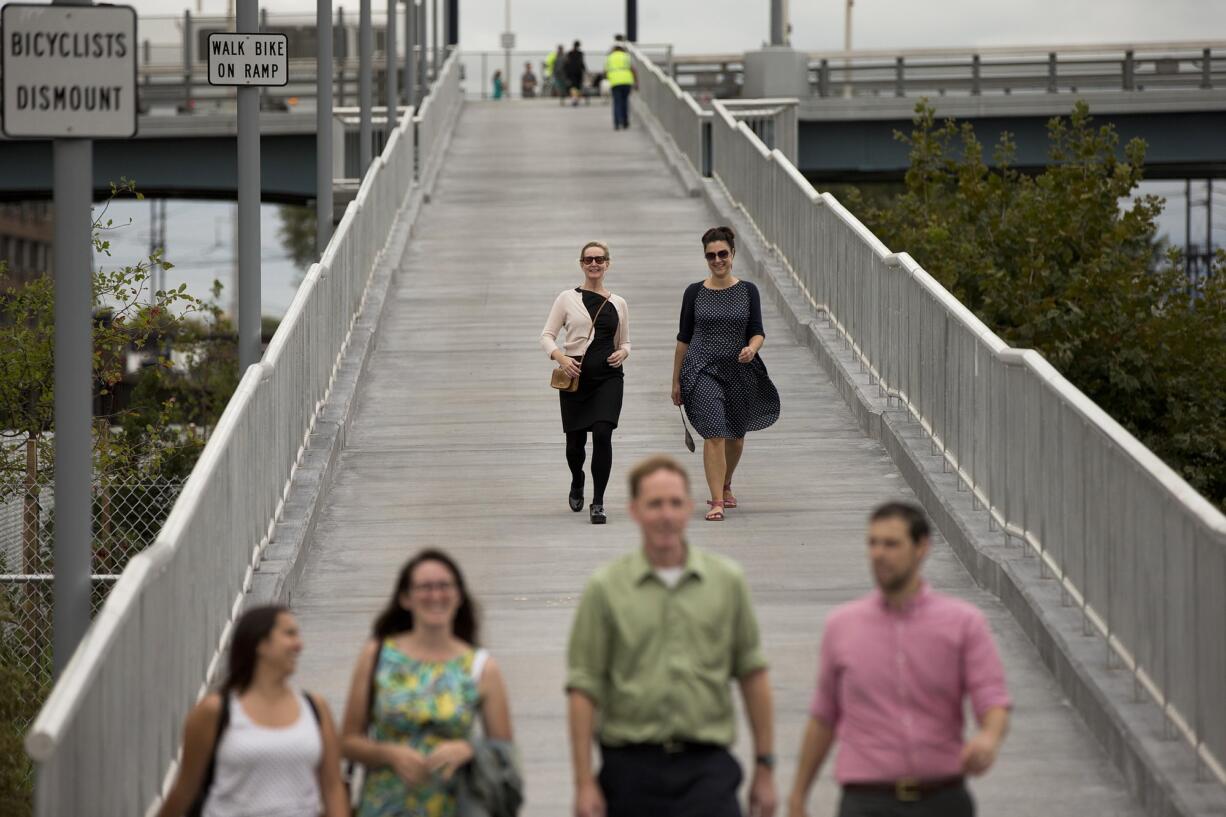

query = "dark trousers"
[837,784,974,817]
[611,85,631,128]
[599,744,743,817]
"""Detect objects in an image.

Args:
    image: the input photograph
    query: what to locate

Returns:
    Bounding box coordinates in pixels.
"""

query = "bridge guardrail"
[22,51,461,817]
[630,42,1226,789]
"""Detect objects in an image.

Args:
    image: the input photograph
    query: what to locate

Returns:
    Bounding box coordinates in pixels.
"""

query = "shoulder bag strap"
[188,694,231,817]
[581,293,613,347]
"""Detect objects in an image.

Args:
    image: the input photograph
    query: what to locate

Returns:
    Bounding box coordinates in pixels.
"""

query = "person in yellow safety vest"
[605,45,637,130]
[547,45,566,103]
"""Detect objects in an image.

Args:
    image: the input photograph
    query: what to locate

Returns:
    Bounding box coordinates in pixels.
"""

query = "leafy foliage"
[848,101,1226,509]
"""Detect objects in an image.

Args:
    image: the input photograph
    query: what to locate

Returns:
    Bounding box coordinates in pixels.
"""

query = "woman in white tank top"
[156,604,350,817]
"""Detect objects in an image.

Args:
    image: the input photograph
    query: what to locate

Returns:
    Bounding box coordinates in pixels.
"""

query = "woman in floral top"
[341,550,513,817]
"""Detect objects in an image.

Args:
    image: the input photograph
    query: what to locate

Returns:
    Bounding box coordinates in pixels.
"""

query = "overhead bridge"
[23,46,1226,817]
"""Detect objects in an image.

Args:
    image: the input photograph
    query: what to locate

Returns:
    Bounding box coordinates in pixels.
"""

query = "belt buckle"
[662,738,684,754]
[895,778,921,802]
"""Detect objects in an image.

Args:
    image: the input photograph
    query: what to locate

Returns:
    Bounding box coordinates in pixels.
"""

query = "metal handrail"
[23,52,463,816]
[630,42,1226,789]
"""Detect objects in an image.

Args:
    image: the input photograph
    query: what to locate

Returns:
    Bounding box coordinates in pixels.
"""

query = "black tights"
[567,422,615,505]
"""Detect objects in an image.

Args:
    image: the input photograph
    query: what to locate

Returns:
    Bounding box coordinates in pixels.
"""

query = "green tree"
[851,101,1226,508]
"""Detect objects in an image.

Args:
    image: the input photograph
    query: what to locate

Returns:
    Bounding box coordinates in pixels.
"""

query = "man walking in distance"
[786,502,1011,817]
[567,455,777,817]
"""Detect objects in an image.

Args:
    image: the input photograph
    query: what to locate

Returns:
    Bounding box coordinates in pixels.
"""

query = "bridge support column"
[743,47,809,99]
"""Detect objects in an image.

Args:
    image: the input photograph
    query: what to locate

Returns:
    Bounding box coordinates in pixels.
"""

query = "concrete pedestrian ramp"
[291,101,1144,816]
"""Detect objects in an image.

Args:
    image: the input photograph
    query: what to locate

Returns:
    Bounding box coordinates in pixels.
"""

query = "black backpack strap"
[187,693,231,817]
[302,690,322,725]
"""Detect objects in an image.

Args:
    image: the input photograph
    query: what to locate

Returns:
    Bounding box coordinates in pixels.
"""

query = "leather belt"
[603,740,722,756]
[843,776,964,802]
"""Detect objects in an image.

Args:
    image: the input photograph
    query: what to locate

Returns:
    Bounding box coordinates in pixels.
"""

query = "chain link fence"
[0,477,182,805]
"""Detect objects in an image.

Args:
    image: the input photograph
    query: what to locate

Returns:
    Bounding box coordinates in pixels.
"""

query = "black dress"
[560,288,624,433]
[677,280,780,439]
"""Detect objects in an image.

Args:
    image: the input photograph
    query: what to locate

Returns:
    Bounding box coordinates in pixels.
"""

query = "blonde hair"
[627,455,690,499]
[579,240,611,261]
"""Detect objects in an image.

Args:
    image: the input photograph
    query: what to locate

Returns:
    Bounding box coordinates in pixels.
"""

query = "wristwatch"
[755,753,776,770]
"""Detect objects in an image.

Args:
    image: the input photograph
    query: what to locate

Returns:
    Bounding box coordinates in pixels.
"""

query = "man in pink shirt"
[786,502,1011,817]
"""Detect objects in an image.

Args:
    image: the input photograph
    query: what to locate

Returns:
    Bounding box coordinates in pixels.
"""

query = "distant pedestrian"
[671,226,779,521]
[540,241,631,524]
[521,62,538,97]
[567,456,777,817]
[155,604,349,817]
[492,69,505,100]
[341,549,514,817]
[549,45,567,102]
[564,40,586,106]
[786,502,1012,817]
[604,44,636,129]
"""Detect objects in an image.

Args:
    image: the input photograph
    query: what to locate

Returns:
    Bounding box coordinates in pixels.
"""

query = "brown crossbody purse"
[550,293,613,392]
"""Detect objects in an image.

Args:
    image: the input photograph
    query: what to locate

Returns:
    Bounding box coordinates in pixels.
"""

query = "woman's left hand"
[426,740,474,781]
[607,350,628,368]
[737,346,757,364]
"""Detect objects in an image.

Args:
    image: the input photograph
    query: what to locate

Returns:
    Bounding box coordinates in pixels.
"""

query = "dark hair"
[701,226,736,252]
[372,549,479,645]
[869,501,930,544]
[627,455,690,499]
[222,604,291,695]
[573,40,582,49]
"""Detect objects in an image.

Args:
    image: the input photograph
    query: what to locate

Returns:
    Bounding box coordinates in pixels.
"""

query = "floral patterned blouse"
[357,641,480,817]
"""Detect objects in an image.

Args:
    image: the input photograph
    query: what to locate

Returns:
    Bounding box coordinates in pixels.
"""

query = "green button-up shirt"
[565,545,767,747]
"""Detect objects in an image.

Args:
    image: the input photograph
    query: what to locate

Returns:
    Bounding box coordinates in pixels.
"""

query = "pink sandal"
[722,483,738,509]
[705,500,725,521]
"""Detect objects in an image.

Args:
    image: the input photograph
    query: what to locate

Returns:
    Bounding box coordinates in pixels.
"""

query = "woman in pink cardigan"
[540,241,631,524]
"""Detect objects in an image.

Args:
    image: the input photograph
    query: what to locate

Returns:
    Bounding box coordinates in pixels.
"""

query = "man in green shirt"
[567,455,777,817]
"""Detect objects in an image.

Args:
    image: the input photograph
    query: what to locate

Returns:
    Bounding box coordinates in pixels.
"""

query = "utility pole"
[626,0,636,42]
[843,0,854,98]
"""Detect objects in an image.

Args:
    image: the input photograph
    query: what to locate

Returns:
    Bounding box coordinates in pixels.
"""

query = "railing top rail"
[667,40,1226,66]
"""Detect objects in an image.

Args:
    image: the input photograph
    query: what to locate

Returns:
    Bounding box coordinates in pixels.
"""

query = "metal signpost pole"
[627,0,636,42]
[404,0,415,107]
[359,0,372,173]
[386,0,398,138]
[317,0,334,252]
[432,0,439,77]
[237,0,261,371]
[416,0,426,102]
[50,0,94,678]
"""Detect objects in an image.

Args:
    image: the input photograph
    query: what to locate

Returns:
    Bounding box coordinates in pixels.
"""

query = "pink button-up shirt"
[810,583,1012,783]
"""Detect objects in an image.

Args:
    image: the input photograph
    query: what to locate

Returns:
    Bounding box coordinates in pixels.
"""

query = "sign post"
[317,0,333,253]
[1,0,137,676]
[207,8,286,371]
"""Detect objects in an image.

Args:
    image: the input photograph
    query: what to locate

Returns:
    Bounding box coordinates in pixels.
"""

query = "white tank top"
[203,690,323,817]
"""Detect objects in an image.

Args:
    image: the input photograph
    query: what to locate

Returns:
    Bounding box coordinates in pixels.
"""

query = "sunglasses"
[581,256,609,265]
[704,249,731,261]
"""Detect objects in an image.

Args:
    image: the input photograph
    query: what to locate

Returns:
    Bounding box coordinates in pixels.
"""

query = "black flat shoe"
[589,503,607,524]
[569,477,584,512]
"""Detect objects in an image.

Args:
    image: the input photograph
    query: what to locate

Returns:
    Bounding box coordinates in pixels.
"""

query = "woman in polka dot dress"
[671,226,780,521]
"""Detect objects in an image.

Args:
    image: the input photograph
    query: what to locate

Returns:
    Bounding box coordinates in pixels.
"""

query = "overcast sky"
[108,0,1226,56]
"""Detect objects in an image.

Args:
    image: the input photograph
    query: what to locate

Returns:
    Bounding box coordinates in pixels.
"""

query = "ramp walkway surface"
[292,100,1144,817]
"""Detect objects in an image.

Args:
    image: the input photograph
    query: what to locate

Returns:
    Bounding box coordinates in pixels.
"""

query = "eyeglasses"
[704,249,731,262]
[581,256,609,265]
[410,580,457,594]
